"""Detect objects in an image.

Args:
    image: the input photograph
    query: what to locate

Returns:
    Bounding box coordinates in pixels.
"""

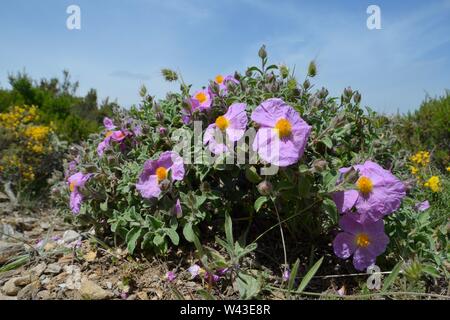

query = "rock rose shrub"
[52,51,431,274]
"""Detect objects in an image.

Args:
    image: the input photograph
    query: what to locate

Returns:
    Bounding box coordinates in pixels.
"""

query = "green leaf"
[153,233,165,246]
[245,166,262,184]
[288,259,300,293]
[297,257,323,293]
[165,228,179,246]
[382,261,403,292]
[100,200,108,212]
[320,136,333,149]
[224,212,234,246]
[125,227,142,254]
[183,223,196,243]
[236,272,261,300]
[322,198,338,225]
[254,196,268,213]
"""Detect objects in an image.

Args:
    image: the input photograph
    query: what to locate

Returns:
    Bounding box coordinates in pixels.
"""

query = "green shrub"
[393,92,450,169]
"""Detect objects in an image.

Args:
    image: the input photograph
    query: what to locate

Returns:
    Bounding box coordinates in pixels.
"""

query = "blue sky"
[0,0,449,113]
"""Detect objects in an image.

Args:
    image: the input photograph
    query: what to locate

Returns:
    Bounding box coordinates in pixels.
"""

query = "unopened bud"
[258,44,267,60]
[257,180,273,196]
[280,64,289,79]
[353,91,361,104]
[312,159,328,172]
[308,61,317,77]
[159,127,167,136]
[159,179,171,191]
[139,85,147,98]
[161,68,178,82]
[318,87,328,99]
[344,87,353,98]
[303,79,311,90]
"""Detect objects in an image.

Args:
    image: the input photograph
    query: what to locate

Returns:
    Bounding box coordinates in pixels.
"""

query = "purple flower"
[97,130,128,157]
[251,98,311,167]
[166,271,176,282]
[333,214,389,271]
[187,264,203,278]
[332,161,406,222]
[132,124,143,137]
[68,172,92,214]
[191,89,212,110]
[136,151,185,199]
[282,269,291,282]
[214,74,239,95]
[181,98,200,124]
[172,199,183,218]
[415,200,430,212]
[103,117,116,130]
[205,272,220,283]
[159,127,168,136]
[203,103,248,154]
[217,268,229,276]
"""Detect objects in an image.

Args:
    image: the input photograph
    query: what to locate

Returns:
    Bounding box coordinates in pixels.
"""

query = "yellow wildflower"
[424,176,441,193]
[410,151,431,167]
[409,166,419,175]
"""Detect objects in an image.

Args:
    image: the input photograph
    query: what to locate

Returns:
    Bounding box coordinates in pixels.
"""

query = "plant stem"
[271,197,288,271]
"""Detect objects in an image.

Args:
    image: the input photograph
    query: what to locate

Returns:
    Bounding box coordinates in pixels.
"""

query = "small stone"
[36,290,51,300]
[39,222,51,230]
[28,263,47,277]
[0,224,15,240]
[0,242,24,264]
[45,263,62,275]
[62,230,81,244]
[16,281,40,300]
[79,278,112,300]
[137,291,148,300]
[2,278,20,296]
[13,275,34,286]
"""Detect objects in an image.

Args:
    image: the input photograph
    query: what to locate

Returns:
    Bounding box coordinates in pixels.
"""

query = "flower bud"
[139,85,147,98]
[161,68,178,82]
[353,91,361,104]
[258,44,267,60]
[245,68,253,77]
[257,180,273,196]
[303,79,311,90]
[343,87,353,98]
[312,159,328,172]
[318,87,328,99]
[280,64,289,79]
[307,61,317,77]
[159,179,171,191]
[159,127,167,136]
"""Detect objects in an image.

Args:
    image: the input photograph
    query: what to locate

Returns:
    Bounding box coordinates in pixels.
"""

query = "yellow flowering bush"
[408,150,442,193]
[0,105,62,200]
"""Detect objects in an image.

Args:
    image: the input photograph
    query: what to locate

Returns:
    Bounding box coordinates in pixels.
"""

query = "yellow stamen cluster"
[274,118,292,139]
[355,233,371,248]
[410,151,430,167]
[195,92,207,104]
[215,116,229,131]
[156,167,168,182]
[356,176,373,194]
[215,75,224,84]
[424,176,441,193]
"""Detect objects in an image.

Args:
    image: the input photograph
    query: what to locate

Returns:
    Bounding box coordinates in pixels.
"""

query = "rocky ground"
[0,198,218,300]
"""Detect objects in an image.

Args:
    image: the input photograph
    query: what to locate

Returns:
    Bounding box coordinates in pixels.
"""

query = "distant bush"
[0,71,120,202]
[0,105,64,202]
[0,70,117,143]
[393,92,450,169]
